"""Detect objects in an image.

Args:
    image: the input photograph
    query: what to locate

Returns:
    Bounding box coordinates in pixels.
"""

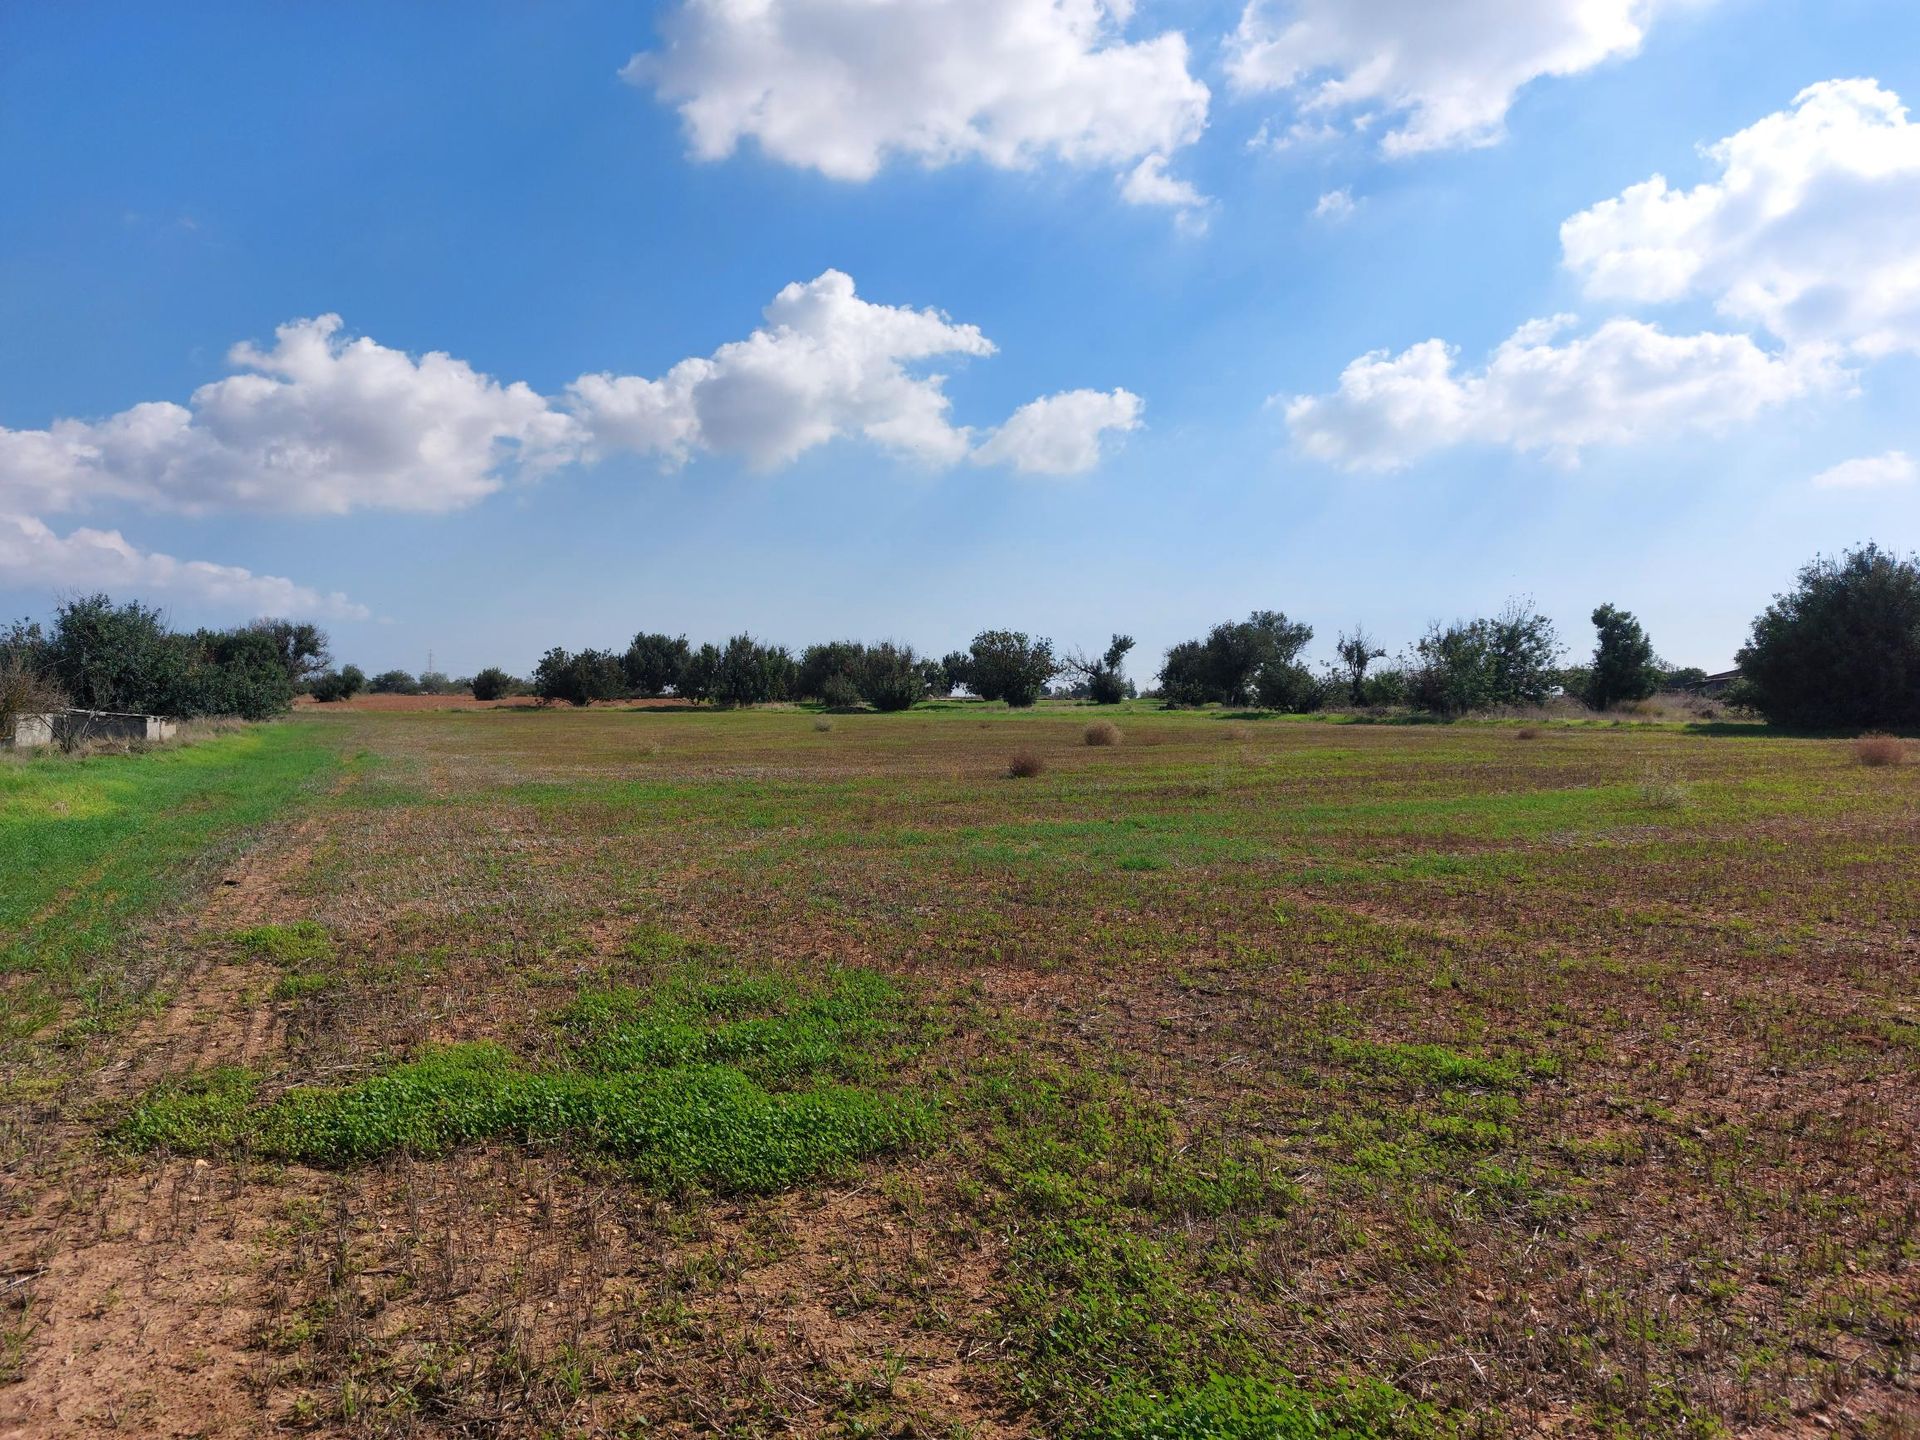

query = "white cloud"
[0,513,368,620]
[1120,155,1210,222]
[1811,451,1916,489]
[972,388,1144,475]
[1562,79,1920,357]
[0,315,578,517]
[2,274,1137,527]
[1229,0,1705,157]
[569,270,996,469]
[1312,187,1357,222]
[1287,315,1841,471]
[626,0,1209,204]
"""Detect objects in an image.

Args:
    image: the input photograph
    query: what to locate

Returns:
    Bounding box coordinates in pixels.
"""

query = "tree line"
[7,542,1917,734]
[2,596,327,728]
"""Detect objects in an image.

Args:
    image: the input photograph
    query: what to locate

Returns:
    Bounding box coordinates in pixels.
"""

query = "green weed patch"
[120,967,932,1193]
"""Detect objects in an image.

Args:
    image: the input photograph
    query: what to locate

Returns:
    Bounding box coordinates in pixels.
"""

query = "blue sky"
[4,0,1918,678]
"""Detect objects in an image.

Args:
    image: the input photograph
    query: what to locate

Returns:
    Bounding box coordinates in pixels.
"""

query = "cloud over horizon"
[0,513,368,620]
[1287,315,1840,470]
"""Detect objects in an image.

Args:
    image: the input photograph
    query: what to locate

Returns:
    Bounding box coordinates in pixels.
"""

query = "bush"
[624,633,691,698]
[1737,543,1920,730]
[819,674,862,711]
[0,652,66,741]
[1007,749,1046,778]
[796,641,864,703]
[310,665,366,703]
[854,642,926,712]
[1252,661,1323,713]
[1406,603,1561,716]
[367,669,420,696]
[969,631,1057,708]
[1853,733,1908,767]
[470,667,515,701]
[1084,720,1122,746]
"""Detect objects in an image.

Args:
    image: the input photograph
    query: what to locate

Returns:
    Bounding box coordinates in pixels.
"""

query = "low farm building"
[5,710,179,749]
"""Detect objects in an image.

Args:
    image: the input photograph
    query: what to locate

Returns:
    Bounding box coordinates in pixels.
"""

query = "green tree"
[246,619,331,688]
[368,670,420,695]
[1067,634,1136,705]
[710,635,794,708]
[677,643,721,703]
[1585,604,1660,710]
[968,630,1057,708]
[1157,611,1313,707]
[1737,542,1920,729]
[532,648,623,707]
[1335,627,1387,706]
[623,633,691,698]
[40,594,185,714]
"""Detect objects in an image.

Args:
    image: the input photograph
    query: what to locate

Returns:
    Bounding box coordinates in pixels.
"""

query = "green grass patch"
[0,724,338,987]
[118,965,932,1193]
[230,920,333,966]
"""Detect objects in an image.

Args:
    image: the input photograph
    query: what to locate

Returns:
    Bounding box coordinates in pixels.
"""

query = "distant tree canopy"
[1737,543,1920,729]
[1159,611,1314,708]
[247,619,330,687]
[1335,627,1388,707]
[367,670,420,696]
[968,630,1057,708]
[624,633,691,698]
[311,665,367,703]
[1585,604,1660,710]
[853,642,926,712]
[1065,635,1136,705]
[709,635,794,708]
[1406,603,1561,716]
[469,667,515,702]
[795,641,865,703]
[532,647,624,707]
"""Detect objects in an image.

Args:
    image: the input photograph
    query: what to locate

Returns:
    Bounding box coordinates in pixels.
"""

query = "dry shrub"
[1515,726,1542,741]
[813,717,834,733]
[1084,720,1122,747]
[1852,733,1908,767]
[0,653,65,744]
[1637,765,1690,810]
[1007,749,1046,779]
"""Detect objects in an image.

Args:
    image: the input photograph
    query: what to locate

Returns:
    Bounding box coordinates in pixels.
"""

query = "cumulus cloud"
[1563,79,1920,357]
[626,0,1209,206]
[1312,187,1358,223]
[972,388,1144,475]
[569,270,997,469]
[1811,451,1916,489]
[1287,315,1840,471]
[0,513,368,620]
[1229,0,1706,156]
[0,315,577,517]
[1119,155,1210,223]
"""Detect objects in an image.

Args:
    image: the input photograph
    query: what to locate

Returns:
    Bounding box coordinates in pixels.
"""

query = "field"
[1,703,1915,1438]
